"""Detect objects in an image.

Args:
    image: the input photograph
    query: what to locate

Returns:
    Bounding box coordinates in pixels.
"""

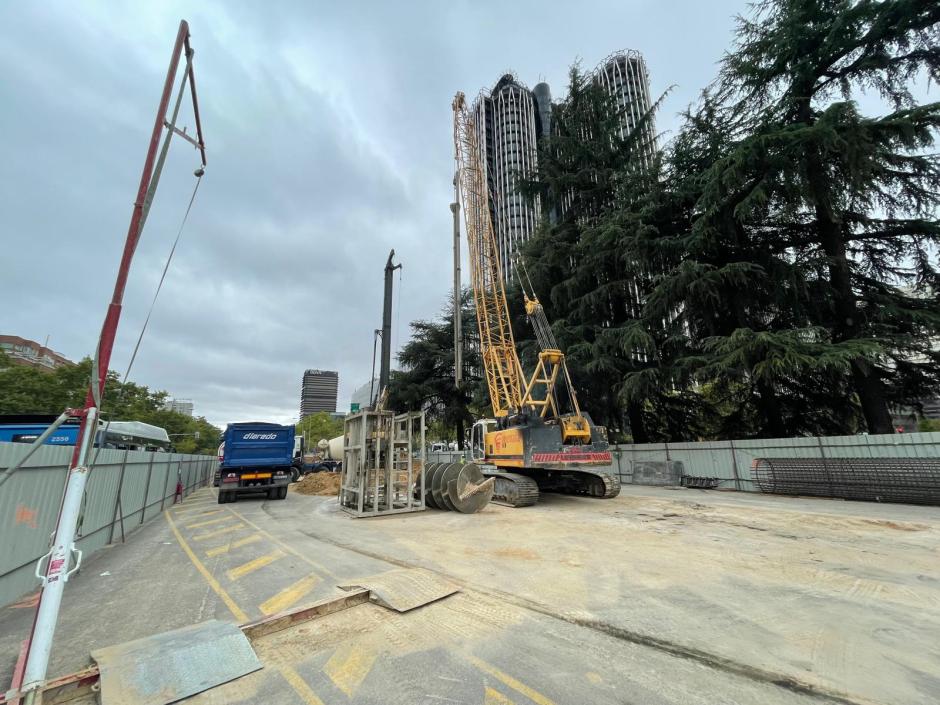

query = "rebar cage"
[339,410,426,517]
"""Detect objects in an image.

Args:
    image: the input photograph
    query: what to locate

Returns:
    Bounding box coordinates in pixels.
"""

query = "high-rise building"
[350,377,379,411]
[593,50,656,170]
[471,50,655,282]
[300,369,338,418]
[472,74,549,283]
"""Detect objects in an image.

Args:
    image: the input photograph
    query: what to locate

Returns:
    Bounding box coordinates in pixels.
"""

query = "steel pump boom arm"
[452,92,528,418]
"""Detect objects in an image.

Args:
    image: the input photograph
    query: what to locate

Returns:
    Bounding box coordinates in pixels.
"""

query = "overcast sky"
[2,0,752,427]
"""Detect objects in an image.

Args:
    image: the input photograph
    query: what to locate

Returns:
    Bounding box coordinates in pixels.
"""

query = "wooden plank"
[241,589,370,641]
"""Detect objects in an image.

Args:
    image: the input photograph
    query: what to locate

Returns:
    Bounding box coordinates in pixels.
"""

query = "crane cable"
[87,172,205,473]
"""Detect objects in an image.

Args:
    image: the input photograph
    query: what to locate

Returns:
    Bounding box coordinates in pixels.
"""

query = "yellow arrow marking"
[260,573,322,616]
[226,549,285,581]
[324,643,377,697]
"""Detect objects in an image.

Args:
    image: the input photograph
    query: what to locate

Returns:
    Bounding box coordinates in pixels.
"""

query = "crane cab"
[470,419,496,463]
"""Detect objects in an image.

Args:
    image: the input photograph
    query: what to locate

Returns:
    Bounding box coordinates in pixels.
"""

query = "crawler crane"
[452,92,620,507]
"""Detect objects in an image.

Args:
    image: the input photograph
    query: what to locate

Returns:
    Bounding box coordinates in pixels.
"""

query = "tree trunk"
[852,359,894,434]
[455,416,465,451]
[799,104,893,434]
[627,401,649,443]
[755,378,786,439]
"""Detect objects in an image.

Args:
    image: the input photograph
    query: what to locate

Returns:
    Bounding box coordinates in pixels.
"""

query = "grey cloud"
[2,0,748,426]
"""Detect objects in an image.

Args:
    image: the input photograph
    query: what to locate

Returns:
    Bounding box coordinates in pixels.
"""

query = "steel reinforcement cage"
[339,410,426,517]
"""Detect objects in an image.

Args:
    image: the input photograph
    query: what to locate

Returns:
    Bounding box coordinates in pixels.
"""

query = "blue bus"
[0,415,172,451]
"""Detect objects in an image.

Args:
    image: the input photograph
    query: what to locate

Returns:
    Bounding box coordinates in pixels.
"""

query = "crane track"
[482,472,540,508]
[558,470,621,499]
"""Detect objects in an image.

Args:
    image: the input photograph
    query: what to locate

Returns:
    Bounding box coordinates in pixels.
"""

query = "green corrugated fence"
[0,442,215,608]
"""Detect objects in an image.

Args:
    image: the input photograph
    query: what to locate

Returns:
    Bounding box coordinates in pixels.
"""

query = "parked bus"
[0,415,173,451]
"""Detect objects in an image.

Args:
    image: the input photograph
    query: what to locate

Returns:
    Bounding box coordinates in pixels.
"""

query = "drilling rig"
[452,92,620,507]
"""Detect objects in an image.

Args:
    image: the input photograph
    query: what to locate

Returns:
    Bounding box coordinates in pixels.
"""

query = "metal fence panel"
[0,442,215,607]
[612,431,940,490]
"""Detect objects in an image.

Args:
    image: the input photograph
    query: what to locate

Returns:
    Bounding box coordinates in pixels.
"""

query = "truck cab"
[217,422,294,503]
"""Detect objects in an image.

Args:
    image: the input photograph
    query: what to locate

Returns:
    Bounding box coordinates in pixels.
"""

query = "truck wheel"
[278,485,288,500]
[217,491,225,504]
[267,487,278,500]
[290,467,300,483]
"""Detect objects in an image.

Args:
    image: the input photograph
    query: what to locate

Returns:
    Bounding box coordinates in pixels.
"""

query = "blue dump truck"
[217,422,294,504]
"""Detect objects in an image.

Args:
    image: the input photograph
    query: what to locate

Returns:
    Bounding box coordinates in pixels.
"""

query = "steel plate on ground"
[91,619,261,705]
[338,568,459,612]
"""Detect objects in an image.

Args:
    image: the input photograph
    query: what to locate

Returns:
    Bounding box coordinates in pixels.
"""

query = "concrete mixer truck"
[307,435,343,473]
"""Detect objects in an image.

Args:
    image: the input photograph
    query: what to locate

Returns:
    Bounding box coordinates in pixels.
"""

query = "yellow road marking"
[469,656,557,705]
[164,511,248,622]
[185,513,229,529]
[260,573,321,615]
[324,643,377,697]
[223,506,337,578]
[206,533,262,557]
[485,687,516,704]
[193,523,245,541]
[226,550,285,581]
[174,497,215,507]
[172,503,218,515]
[279,665,326,705]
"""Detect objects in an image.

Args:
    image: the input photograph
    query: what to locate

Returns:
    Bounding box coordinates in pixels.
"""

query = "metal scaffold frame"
[339,410,426,517]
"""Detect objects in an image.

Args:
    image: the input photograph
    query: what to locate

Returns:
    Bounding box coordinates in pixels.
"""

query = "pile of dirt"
[292,472,342,496]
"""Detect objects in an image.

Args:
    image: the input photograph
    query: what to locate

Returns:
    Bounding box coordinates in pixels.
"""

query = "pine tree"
[705,0,940,433]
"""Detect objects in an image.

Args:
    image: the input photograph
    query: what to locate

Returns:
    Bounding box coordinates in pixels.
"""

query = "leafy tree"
[0,355,222,454]
[693,0,940,434]
[517,67,675,441]
[386,291,483,448]
[296,411,344,445]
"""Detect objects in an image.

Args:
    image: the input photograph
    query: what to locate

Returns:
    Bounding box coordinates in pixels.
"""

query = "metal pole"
[379,250,401,400]
[71,21,197,457]
[451,192,462,388]
[21,408,98,695]
[108,449,129,544]
[140,451,155,524]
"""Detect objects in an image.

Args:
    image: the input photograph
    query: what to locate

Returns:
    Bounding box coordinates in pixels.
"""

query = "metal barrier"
[0,443,216,607]
[752,457,940,505]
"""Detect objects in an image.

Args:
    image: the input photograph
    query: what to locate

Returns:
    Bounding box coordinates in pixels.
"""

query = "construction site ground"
[1,484,938,705]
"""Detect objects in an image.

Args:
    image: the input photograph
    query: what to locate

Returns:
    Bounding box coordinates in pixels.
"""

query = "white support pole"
[21,407,98,697]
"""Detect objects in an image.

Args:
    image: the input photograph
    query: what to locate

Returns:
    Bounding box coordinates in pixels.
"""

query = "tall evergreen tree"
[386,292,483,448]
[702,0,940,433]
[518,67,672,441]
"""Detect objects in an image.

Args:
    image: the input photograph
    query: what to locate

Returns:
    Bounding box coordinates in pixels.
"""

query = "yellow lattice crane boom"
[452,91,620,506]
[452,92,526,418]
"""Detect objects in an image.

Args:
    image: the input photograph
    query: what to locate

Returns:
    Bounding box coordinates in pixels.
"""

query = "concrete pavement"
[2,485,938,704]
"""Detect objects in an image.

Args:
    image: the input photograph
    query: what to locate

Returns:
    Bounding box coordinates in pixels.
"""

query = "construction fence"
[429,431,940,490]
[0,442,216,608]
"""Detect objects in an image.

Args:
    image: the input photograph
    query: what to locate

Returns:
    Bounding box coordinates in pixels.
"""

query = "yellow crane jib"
[452,90,620,504]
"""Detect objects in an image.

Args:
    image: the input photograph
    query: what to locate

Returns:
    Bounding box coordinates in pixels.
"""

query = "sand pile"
[293,471,342,496]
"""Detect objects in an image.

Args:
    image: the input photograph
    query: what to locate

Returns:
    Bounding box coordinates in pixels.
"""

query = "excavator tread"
[558,469,621,499]
[482,471,540,508]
